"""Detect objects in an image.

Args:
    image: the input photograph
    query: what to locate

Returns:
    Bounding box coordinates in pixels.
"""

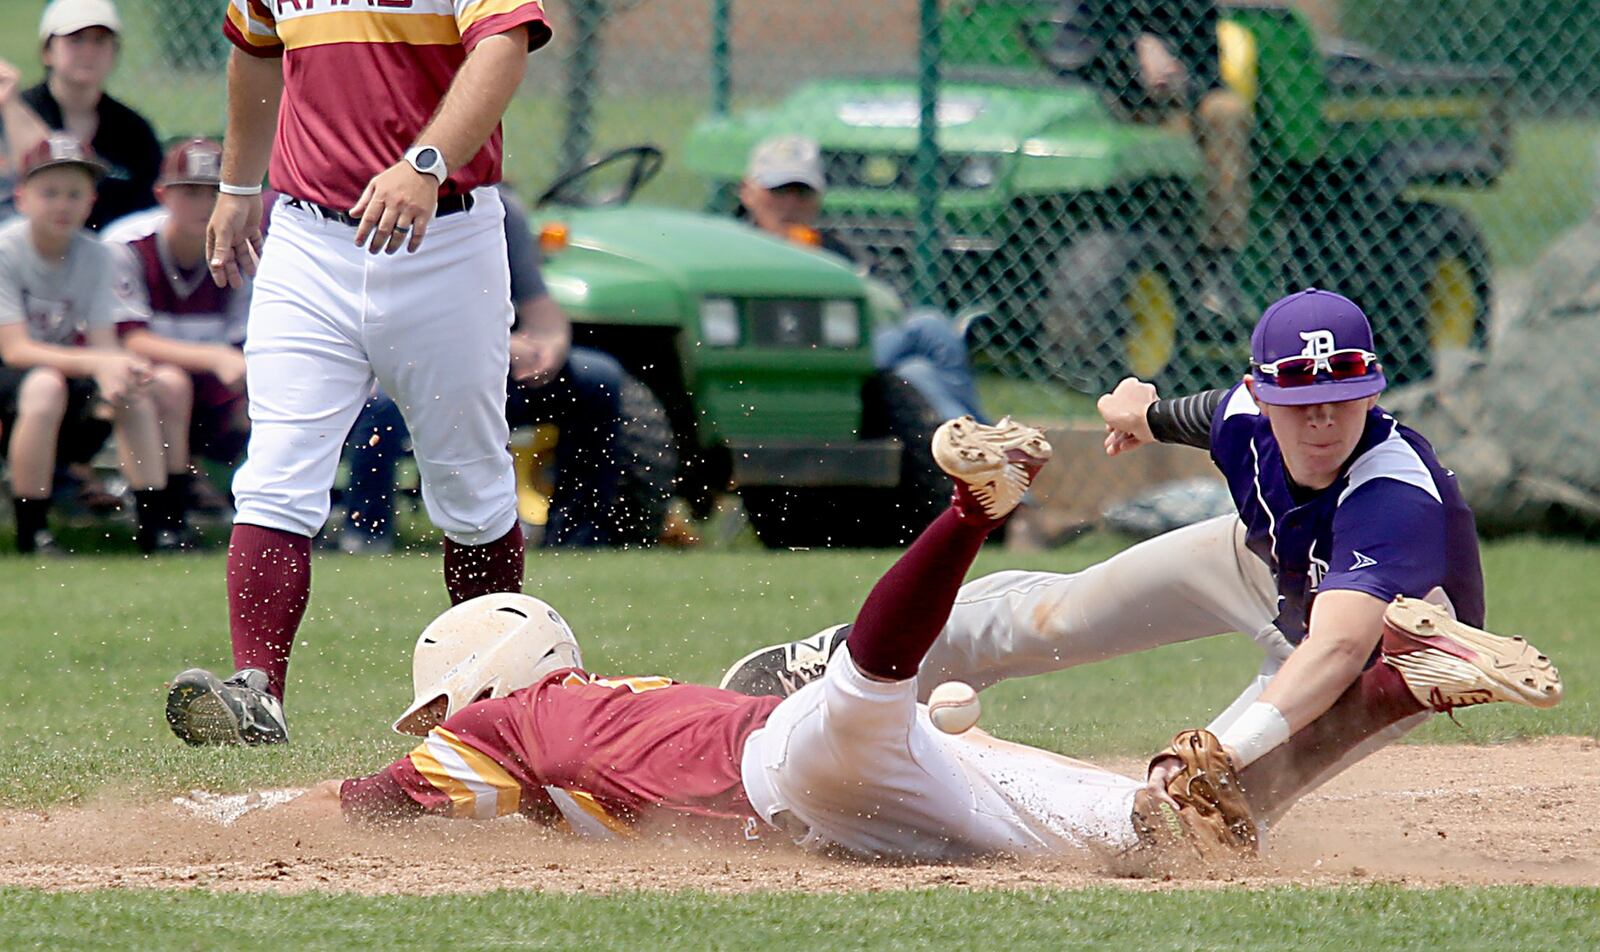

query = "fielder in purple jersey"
[724,288,1557,840]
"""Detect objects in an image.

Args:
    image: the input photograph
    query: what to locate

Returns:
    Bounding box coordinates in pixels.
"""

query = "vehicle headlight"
[699,297,740,347]
[821,300,860,348]
[955,155,997,189]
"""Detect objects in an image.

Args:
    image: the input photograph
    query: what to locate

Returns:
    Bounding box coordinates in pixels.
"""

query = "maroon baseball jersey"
[222,0,553,210]
[111,234,246,344]
[340,669,783,841]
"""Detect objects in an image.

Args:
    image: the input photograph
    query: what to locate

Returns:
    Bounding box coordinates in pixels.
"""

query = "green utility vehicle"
[684,0,1510,392]
[529,147,947,548]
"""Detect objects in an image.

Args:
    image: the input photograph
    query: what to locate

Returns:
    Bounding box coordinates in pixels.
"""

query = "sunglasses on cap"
[1253,349,1381,388]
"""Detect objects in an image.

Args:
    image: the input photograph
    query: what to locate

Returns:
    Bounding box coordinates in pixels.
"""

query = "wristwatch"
[404,145,448,185]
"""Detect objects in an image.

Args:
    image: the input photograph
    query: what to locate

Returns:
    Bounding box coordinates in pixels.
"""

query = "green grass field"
[4,534,1596,811]
[4,885,1599,951]
[1,531,1599,945]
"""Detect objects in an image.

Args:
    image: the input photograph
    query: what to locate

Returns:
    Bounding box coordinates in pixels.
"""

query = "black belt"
[284,193,474,226]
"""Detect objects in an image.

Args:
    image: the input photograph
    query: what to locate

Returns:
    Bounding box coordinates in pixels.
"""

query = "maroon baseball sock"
[846,506,998,681]
[1240,659,1426,818]
[443,523,525,605]
[227,524,312,700]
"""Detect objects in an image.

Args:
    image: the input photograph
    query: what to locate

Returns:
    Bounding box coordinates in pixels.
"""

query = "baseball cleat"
[932,416,1052,522]
[1380,596,1562,712]
[719,624,850,698]
[166,667,289,746]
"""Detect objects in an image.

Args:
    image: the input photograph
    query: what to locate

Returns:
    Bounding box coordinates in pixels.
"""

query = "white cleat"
[1380,596,1562,712]
[932,416,1052,522]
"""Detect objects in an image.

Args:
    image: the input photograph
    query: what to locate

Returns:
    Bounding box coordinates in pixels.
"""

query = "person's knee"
[567,348,626,411]
[416,452,518,543]
[1197,89,1251,136]
[150,366,194,414]
[15,368,70,419]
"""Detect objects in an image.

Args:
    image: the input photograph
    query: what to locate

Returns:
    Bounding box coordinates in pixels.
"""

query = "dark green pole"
[910,0,943,308]
[561,0,605,172]
[711,0,732,117]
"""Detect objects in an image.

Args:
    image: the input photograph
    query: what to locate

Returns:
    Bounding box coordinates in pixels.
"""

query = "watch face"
[414,148,440,168]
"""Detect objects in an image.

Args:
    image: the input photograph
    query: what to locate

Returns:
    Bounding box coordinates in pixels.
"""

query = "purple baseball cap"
[1250,288,1387,406]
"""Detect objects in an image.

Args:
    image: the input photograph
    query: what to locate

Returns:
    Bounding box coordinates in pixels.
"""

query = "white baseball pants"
[233,190,517,545]
[740,648,1142,861]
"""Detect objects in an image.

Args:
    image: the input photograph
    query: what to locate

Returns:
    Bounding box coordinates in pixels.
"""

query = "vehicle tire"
[1040,229,1196,394]
[741,373,947,549]
[1385,202,1491,385]
[610,374,679,547]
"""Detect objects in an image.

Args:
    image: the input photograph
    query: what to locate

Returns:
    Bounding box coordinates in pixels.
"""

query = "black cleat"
[719,624,850,698]
[166,668,289,746]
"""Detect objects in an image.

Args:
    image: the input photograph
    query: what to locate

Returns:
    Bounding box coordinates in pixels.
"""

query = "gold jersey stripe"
[226,4,282,47]
[408,727,521,819]
[458,0,538,31]
[276,11,461,51]
[564,788,636,838]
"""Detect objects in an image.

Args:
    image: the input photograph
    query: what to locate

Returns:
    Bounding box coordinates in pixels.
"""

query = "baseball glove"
[1146,728,1259,860]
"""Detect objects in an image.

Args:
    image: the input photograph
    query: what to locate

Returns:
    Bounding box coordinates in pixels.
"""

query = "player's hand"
[1097,376,1159,456]
[94,353,153,404]
[351,162,438,256]
[1136,34,1187,99]
[0,59,21,106]
[211,347,248,393]
[207,192,264,290]
[1144,753,1184,812]
[509,331,569,385]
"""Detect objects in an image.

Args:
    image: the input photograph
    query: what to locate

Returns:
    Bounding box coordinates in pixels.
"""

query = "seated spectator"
[0,136,177,554]
[0,0,161,231]
[739,135,988,423]
[338,186,630,551]
[111,139,250,540]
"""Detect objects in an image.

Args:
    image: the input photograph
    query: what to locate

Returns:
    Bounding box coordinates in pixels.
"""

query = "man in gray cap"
[739,134,987,424]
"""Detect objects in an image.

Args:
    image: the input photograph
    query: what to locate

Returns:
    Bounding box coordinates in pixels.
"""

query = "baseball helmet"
[392,593,582,736]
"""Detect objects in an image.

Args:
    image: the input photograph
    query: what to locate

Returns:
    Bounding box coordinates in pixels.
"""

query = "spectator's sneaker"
[338,532,395,555]
[27,530,66,557]
[932,416,1052,522]
[1381,596,1562,712]
[152,527,204,553]
[166,668,289,746]
[719,624,851,698]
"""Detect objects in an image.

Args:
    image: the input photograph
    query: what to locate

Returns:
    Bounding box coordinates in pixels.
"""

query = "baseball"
[927,680,981,734]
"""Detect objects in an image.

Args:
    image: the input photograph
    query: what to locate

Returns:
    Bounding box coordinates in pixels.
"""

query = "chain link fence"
[5,0,1596,534]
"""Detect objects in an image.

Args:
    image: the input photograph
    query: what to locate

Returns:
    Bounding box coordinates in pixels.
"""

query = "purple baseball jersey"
[1209,383,1484,645]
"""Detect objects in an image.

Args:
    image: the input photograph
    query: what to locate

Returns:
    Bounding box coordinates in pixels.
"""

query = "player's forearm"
[0,98,50,167]
[221,48,283,188]
[0,333,112,377]
[514,295,571,344]
[1146,388,1226,448]
[1255,590,1388,733]
[124,330,235,375]
[414,29,530,171]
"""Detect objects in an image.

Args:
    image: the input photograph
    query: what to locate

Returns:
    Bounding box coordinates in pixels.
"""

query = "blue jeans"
[341,348,628,547]
[872,310,987,423]
[342,391,410,542]
[505,347,627,548]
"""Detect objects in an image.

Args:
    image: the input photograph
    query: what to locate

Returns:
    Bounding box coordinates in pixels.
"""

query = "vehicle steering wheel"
[535,145,665,208]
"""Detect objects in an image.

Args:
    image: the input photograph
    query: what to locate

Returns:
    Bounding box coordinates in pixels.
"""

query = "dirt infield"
[3,738,1595,895]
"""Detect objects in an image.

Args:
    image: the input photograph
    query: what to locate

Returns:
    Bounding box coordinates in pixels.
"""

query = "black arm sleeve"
[1145,388,1226,449]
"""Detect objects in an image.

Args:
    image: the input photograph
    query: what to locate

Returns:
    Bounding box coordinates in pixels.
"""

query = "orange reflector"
[539,222,570,253]
[785,224,822,247]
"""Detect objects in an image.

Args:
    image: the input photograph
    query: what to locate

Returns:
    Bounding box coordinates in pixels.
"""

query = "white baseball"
[927,680,981,734]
